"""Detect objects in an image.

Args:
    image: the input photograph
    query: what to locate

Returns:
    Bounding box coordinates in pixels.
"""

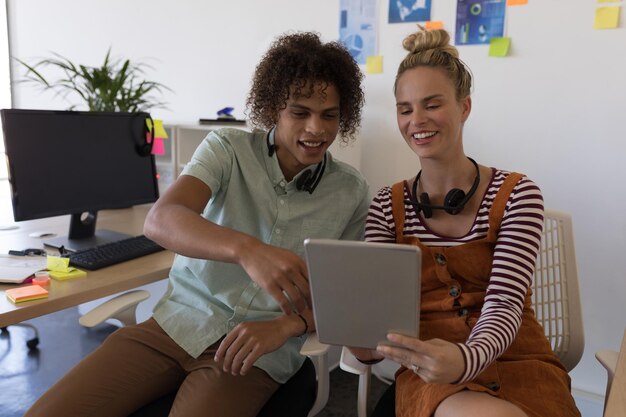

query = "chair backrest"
[532,209,584,372]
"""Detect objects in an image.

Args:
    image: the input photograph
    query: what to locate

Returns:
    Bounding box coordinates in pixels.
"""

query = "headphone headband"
[407,157,480,218]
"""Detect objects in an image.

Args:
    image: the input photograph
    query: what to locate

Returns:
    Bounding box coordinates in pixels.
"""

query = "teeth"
[301,141,323,148]
[413,131,436,140]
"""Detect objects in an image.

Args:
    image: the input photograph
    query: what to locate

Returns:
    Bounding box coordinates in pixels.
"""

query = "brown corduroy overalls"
[390,173,580,417]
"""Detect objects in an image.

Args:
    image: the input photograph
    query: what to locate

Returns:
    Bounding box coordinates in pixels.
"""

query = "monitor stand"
[43,211,133,253]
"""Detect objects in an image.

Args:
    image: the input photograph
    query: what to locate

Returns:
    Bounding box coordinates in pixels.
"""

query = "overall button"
[434,253,447,265]
[485,381,500,391]
[449,286,461,298]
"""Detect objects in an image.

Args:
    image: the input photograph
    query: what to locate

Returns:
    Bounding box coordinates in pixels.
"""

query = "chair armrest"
[597,350,619,374]
[340,346,370,375]
[596,349,620,402]
[79,290,150,328]
[300,333,330,417]
[300,332,330,357]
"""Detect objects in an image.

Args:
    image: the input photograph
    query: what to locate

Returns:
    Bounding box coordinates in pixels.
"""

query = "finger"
[240,346,261,376]
[214,331,238,362]
[376,344,411,365]
[290,273,311,307]
[281,282,306,313]
[266,285,292,314]
[230,341,254,375]
[221,333,247,373]
[387,333,427,352]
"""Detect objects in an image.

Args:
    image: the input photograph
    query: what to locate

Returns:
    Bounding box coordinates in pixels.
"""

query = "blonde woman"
[349,28,581,417]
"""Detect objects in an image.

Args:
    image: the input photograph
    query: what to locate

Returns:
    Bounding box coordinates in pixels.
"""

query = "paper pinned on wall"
[489,37,511,57]
[151,138,165,155]
[366,56,383,74]
[145,119,169,139]
[507,0,528,5]
[597,0,620,3]
[425,21,444,30]
[594,6,620,29]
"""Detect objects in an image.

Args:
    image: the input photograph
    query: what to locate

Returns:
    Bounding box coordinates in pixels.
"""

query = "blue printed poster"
[455,0,506,45]
[339,0,378,65]
[388,0,432,24]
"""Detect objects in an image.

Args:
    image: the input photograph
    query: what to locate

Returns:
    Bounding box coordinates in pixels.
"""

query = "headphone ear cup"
[418,192,433,219]
[137,143,152,156]
[444,188,466,214]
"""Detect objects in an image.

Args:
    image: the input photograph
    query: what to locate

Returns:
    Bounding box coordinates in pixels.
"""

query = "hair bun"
[402,28,459,59]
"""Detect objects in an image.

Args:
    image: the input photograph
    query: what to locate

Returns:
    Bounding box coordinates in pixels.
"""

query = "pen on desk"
[8,248,48,256]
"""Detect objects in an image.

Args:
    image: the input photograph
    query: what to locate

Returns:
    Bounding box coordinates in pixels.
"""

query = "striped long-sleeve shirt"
[365,169,544,382]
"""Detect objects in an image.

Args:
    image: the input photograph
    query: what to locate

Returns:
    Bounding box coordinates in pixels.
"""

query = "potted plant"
[16,48,170,112]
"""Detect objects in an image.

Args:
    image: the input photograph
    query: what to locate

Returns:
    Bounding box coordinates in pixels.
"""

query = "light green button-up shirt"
[153,127,370,383]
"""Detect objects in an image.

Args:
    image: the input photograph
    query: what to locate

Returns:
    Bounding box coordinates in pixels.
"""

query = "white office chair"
[596,327,626,416]
[340,208,585,417]
[80,290,330,417]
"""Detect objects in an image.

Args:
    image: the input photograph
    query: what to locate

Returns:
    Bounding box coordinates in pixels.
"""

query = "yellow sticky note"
[489,37,511,57]
[366,56,383,74]
[49,269,87,281]
[594,6,620,29]
[146,119,169,139]
[597,0,619,3]
[507,0,528,5]
[425,21,444,30]
[47,255,70,272]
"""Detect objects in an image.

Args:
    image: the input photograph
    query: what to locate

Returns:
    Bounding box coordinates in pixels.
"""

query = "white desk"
[0,205,174,328]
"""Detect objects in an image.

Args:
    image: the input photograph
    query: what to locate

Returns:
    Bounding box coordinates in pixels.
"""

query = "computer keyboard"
[69,235,165,270]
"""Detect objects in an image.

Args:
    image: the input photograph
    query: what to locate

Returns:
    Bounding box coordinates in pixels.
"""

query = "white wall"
[7,0,626,402]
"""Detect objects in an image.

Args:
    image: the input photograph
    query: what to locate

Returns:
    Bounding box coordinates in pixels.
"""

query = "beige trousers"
[24,318,279,417]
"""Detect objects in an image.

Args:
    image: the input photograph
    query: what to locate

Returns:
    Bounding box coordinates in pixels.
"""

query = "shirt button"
[457,307,469,317]
[279,199,285,205]
[279,180,286,187]
[275,229,281,234]
[449,286,461,298]
[435,253,447,265]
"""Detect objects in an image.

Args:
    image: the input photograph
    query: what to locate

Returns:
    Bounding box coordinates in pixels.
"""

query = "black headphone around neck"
[136,114,155,157]
[266,129,326,194]
[406,157,480,219]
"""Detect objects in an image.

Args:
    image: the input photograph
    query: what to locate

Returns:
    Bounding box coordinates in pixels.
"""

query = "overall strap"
[391,181,406,243]
[487,172,524,241]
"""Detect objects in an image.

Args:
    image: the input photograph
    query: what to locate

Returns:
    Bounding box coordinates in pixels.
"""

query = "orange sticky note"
[6,285,49,303]
[425,21,444,30]
[507,0,528,5]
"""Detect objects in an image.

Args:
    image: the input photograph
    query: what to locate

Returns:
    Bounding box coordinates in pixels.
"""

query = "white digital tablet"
[304,239,421,349]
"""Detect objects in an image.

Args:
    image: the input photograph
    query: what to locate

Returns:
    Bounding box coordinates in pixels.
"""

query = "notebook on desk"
[0,255,47,283]
[304,239,421,349]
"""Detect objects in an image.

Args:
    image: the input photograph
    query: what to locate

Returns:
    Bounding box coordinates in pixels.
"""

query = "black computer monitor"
[1,109,160,252]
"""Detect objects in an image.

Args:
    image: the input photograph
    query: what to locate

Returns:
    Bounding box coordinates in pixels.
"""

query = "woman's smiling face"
[395,66,471,161]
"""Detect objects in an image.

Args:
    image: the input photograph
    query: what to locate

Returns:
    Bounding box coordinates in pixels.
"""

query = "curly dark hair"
[246,32,365,144]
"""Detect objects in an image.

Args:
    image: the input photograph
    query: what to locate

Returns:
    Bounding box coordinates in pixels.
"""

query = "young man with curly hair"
[25,32,369,417]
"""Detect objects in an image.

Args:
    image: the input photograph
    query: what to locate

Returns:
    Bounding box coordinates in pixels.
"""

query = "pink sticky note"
[151,138,165,155]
